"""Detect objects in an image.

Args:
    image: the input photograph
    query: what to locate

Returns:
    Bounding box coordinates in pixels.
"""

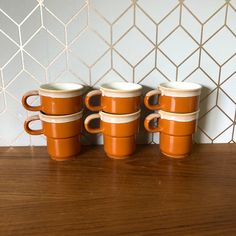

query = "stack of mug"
[144,82,202,158]
[84,82,142,159]
[22,83,84,161]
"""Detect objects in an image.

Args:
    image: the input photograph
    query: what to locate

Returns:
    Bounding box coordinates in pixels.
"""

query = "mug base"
[161,151,189,159]
[106,153,130,160]
[50,155,77,161]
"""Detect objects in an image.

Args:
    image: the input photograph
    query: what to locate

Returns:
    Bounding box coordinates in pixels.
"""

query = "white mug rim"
[159,82,202,92]
[39,110,83,123]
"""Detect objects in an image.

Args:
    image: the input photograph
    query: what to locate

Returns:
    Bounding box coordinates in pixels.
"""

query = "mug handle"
[84,113,103,134]
[85,90,103,112]
[24,115,43,135]
[144,90,162,110]
[144,113,162,133]
[22,90,42,111]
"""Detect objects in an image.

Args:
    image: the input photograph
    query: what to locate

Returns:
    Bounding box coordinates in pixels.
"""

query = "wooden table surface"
[0,144,236,236]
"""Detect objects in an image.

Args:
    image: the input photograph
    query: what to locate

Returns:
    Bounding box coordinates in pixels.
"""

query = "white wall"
[0,0,235,146]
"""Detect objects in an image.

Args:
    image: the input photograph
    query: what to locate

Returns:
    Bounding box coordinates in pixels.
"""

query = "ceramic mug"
[85,82,142,114]
[22,83,84,115]
[24,110,83,161]
[144,110,199,158]
[84,110,141,159]
[144,82,202,113]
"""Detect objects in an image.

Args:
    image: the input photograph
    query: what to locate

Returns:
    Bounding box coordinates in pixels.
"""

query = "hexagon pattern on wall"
[0,0,235,146]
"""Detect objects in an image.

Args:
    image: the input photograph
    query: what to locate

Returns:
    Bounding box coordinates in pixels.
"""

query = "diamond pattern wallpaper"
[0,0,235,146]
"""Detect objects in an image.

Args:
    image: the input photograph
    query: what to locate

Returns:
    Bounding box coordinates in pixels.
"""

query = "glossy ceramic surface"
[144,82,201,113]
[144,110,198,158]
[85,82,142,114]
[22,83,84,115]
[84,110,140,158]
[24,111,83,160]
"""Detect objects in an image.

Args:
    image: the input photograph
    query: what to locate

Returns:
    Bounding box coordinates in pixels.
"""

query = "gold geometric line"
[0,28,20,47]
[175,67,179,81]
[68,69,90,86]
[201,47,221,67]
[157,47,178,68]
[197,126,213,143]
[182,66,198,82]
[3,68,24,89]
[112,47,134,68]
[90,48,111,69]
[135,26,156,46]
[91,68,112,87]
[199,87,217,104]
[180,25,200,46]
[155,67,172,82]
[133,0,136,26]
[198,25,204,67]
[113,67,130,83]
[156,48,177,77]
[177,47,199,68]
[220,70,236,87]
[220,51,236,67]
[133,47,155,68]
[39,0,44,27]
[112,24,134,46]
[215,64,222,105]
[43,7,65,26]
[157,3,180,26]
[9,130,28,147]
[44,27,66,47]
[199,67,218,86]
[45,48,66,70]
[203,2,227,25]
[135,4,157,26]
[111,4,133,26]
[157,25,179,47]
[137,67,156,84]
[201,25,224,46]
[219,86,236,106]
[225,24,236,38]
[67,25,89,47]
[198,104,217,121]
[89,5,111,26]
[0,8,19,26]
[67,48,90,68]
[181,3,203,25]
[232,111,236,141]
[212,123,233,142]
[1,49,21,71]
[22,26,43,48]
[66,4,88,26]
[19,4,40,27]
[224,1,229,25]
[179,1,183,25]
[217,104,235,122]
[50,68,66,83]
[89,28,110,46]
[229,2,236,11]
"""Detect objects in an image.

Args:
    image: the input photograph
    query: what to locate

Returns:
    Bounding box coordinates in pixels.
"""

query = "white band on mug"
[158,110,199,122]
[39,83,84,98]
[100,110,141,124]
[159,82,202,97]
[39,110,83,123]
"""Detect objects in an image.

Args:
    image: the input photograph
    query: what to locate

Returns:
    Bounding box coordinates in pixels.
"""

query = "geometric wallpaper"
[0,0,235,146]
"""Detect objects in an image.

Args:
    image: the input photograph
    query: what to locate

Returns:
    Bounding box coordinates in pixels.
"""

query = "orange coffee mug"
[24,110,83,161]
[144,82,202,113]
[22,83,84,115]
[85,82,142,114]
[84,110,141,159]
[144,110,199,158]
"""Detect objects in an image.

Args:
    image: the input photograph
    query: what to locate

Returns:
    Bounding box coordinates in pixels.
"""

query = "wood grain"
[0,144,236,235]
